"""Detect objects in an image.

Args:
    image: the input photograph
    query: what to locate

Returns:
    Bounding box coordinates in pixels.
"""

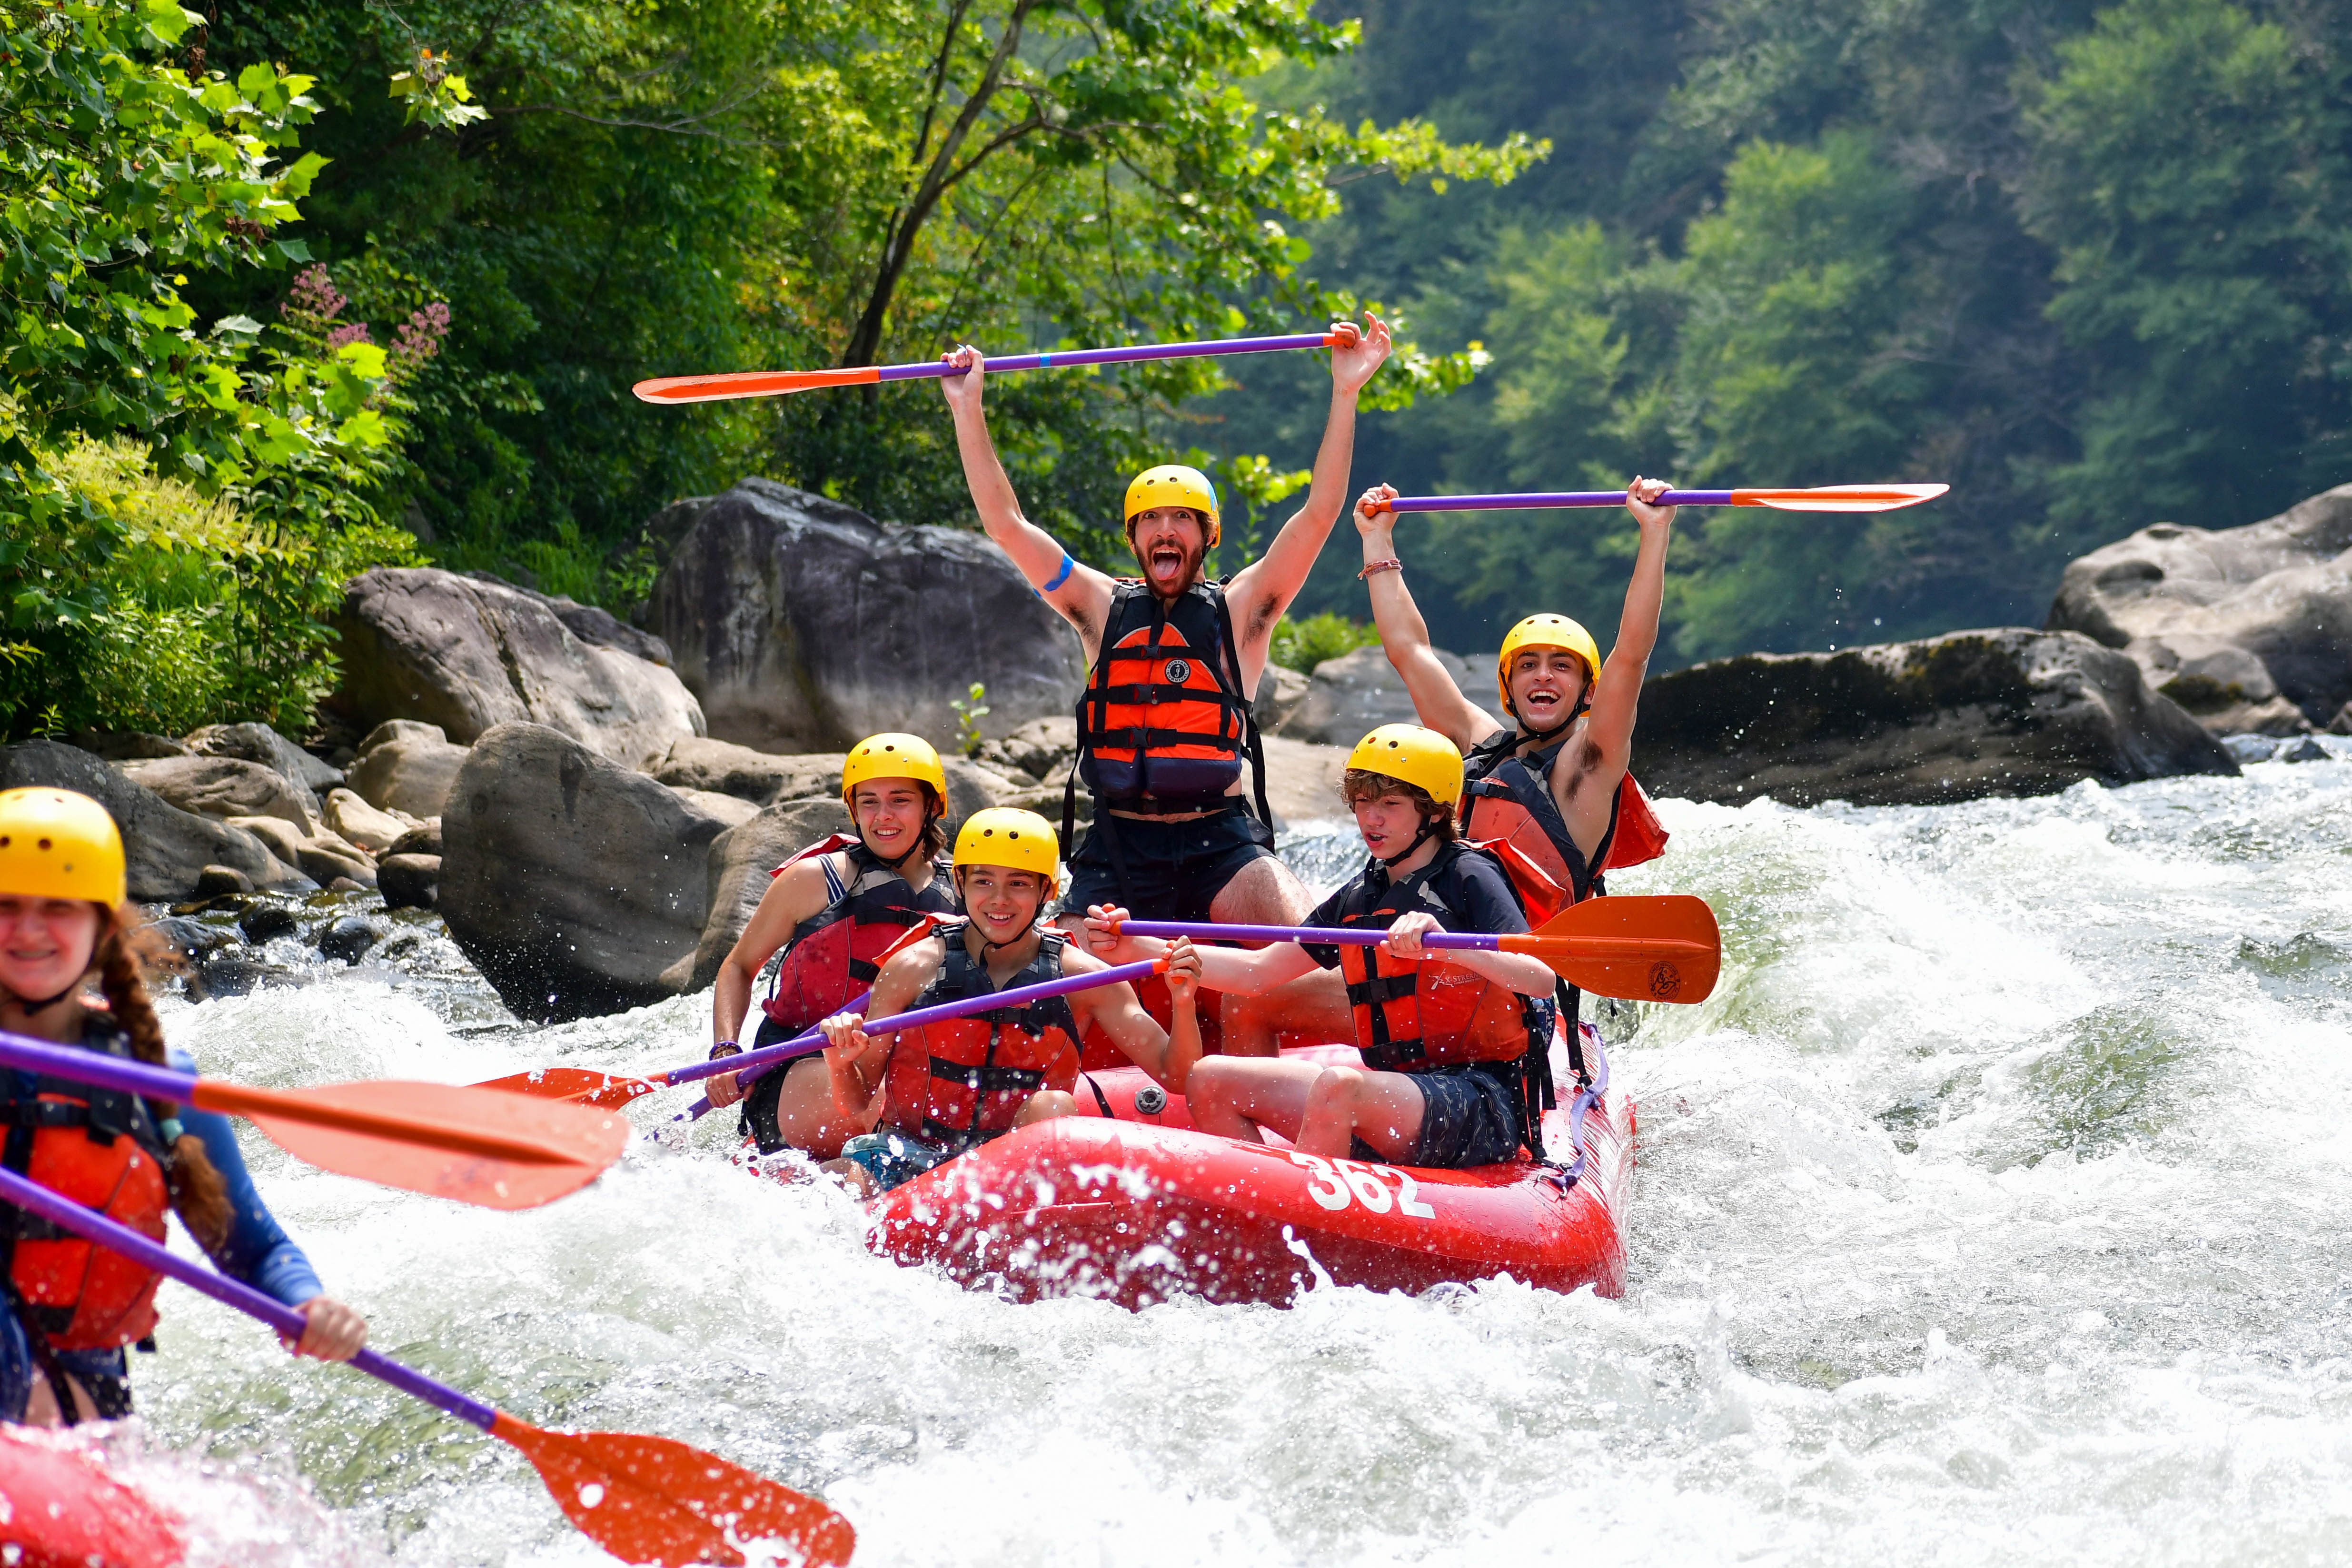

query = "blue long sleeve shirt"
[164,1049,322,1307]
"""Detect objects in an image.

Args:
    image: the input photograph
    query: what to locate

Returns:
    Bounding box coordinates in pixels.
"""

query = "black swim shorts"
[738,1013,825,1154]
[1061,803,1278,923]
[1360,1063,1524,1170]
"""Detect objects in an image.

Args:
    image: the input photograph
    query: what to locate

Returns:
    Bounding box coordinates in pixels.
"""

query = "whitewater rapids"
[96,742,2352,1565]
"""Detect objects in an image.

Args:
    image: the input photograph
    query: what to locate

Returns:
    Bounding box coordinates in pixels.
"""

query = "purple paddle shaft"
[0,1029,197,1101]
[1387,490,1737,513]
[0,1163,497,1430]
[874,332,1334,384]
[1113,919,1500,952]
[675,958,1164,1121]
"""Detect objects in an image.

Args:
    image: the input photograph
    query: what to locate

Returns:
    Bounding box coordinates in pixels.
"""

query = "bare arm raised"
[940,345,1120,654]
[1353,482,1507,754]
[1222,313,1392,683]
[1559,477,1676,846]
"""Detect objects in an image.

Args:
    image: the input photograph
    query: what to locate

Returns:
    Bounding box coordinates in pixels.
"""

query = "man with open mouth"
[939,314,1392,1017]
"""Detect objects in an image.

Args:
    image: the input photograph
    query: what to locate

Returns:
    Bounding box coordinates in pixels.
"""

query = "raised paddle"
[634,330,1341,404]
[0,1163,854,1568]
[0,1031,627,1210]
[1379,484,1948,515]
[1111,893,1723,1003]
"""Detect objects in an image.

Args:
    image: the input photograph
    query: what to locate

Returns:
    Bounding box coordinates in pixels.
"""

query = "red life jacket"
[763,834,961,1034]
[1066,582,1270,837]
[882,926,1082,1152]
[1458,733,1667,919]
[1329,844,1541,1074]
[0,1020,174,1353]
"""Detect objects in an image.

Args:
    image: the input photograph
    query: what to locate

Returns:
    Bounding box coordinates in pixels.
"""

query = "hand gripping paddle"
[1112,893,1723,1003]
[0,1162,855,1567]
[0,1030,627,1210]
[479,954,1171,1120]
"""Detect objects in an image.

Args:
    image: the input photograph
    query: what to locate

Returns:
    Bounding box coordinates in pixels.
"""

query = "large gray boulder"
[439,724,735,1022]
[337,567,705,770]
[182,723,342,808]
[1636,628,2237,807]
[665,797,857,996]
[650,479,1085,753]
[1283,644,1504,745]
[119,755,316,834]
[0,742,303,899]
[2047,483,2352,734]
[345,720,468,819]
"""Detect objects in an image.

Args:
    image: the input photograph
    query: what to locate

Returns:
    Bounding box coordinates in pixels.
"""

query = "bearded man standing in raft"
[812,809,1203,1195]
[705,734,962,1158]
[938,317,1392,960]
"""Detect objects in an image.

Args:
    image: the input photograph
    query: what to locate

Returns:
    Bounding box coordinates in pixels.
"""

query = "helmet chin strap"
[1509,682,1593,746]
[4,981,82,1017]
[1375,814,1444,870]
[863,804,940,873]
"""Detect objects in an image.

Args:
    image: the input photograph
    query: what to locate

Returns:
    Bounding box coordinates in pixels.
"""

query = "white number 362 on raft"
[1287,1151,1436,1218]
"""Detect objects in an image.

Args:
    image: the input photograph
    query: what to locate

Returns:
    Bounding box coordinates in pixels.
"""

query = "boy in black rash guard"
[1084,725,1557,1169]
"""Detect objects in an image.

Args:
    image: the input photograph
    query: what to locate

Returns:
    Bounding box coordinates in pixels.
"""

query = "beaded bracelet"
[1359,558,1403,579]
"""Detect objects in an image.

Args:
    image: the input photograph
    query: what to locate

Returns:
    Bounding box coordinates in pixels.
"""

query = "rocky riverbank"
[18,474,2347,1022]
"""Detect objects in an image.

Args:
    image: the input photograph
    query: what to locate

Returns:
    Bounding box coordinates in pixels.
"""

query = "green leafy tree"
[203,0,1539,593]
[2019,0,2352,541]
[1,0,417,737]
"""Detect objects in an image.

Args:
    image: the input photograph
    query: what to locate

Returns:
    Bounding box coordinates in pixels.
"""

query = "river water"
[86,739,2352,1566]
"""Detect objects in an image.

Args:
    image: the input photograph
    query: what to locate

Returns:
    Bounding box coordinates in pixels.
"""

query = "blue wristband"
[1038,553,1076,595]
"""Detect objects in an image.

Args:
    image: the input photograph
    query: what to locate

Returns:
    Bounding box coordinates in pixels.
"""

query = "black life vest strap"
[927,1060,1049,1094]
[0,1019,175,1357]
[1342,972,1419,1007]
[1064,581,1272,858]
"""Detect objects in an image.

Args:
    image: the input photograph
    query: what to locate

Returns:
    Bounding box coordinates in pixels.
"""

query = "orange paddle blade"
[473,1066,671,1109]
[494,1415,855,1568]
[633,366,881,404]
[200,1081,630,1210]
[1730,483,1948,513]
[1499,893,1722,1003]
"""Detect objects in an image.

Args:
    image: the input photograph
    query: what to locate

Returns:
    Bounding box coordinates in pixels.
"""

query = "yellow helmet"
[0,788,127,906]
[1123,464,1221,548]
[1344,724,1465,808]
[952,807,1061,879]
[1496,614,1601,717]
[842,733,948,808]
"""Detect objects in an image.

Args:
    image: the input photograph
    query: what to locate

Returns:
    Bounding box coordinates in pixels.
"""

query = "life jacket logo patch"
[1164,657,1191,684]
[1648,960,1682,1000]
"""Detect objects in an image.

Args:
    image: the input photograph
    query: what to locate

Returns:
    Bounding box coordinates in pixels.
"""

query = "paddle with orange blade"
[0,1162,854,1568]
[476,918,950,1110]
[1380,484,1948,515]
[634,329,1341,404]
[1111,893,1723,1003]
[0,1030,627,1209]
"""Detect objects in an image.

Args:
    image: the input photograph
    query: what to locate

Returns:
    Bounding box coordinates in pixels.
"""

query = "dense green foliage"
[1223,0,2352,662]
[0,0,420,738]
[10,0,2345,742]
[193,0,1537,593]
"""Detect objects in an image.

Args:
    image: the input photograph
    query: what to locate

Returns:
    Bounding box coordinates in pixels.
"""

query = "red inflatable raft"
[866,1019,1633,1308]
[0,1425,186,1568]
